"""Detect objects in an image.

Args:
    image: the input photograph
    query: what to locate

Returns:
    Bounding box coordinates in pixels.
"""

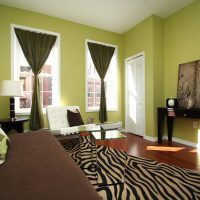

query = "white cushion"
[60,126,79,135]
[46,105,81,135]
[66,106,80,112]
[60,124,97,136]
[46,106,68,130]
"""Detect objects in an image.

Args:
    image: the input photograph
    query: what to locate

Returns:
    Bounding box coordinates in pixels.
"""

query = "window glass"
[12,26,60,113]
[86,41,118,112]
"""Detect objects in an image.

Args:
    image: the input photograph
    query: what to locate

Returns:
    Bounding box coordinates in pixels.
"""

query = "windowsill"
[16,112,30,116]
[16,110,47,115]
[86,109,118,112]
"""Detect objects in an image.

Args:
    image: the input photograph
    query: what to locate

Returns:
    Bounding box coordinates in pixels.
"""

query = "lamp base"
[10,97,15,119]
[10,117,17,121]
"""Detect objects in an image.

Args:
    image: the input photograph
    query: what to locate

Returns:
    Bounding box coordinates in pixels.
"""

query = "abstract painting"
[177,60,200,108]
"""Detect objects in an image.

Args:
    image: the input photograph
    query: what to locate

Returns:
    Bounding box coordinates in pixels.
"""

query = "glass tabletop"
[78,124,102,132]
[91,130,126,140]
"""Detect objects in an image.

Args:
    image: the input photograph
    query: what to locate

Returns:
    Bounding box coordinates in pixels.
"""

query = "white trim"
[162,136,168,140]
[85,40,88,112]
[52,35,61,107]
[11,24,60,37]
[125,52,145,62]
[143,135,198,147]
[162,136,198,148]
[143,135,158,142]
[11,24,60,114]
[86,39,117,48]
[125,51,145,137]
[11,26,14,80]
[128,133,158,142]
[85,39,118,112]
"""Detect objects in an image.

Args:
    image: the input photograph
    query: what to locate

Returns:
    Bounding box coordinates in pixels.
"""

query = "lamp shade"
[0,80,24,97]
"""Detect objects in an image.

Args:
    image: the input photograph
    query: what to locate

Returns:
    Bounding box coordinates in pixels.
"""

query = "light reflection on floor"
[190,149,200,153]
[146,146,185,152]
[125,133,199,170]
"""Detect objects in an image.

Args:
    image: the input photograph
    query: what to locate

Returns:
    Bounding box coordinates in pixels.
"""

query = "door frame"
[125,51,146,137]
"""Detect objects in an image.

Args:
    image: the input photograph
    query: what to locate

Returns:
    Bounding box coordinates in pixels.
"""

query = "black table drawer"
[175,109,200,118]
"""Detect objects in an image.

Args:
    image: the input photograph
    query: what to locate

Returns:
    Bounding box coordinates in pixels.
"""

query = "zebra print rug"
[63,141,200,200]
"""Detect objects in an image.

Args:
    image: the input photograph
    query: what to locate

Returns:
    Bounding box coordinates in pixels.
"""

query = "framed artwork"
[177,60,200,108]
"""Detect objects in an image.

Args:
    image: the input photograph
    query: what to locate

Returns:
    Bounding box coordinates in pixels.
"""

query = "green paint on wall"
[0,1,199,144]
[123,16,164,137]
[123,0,200,144]
[164,0,200,143]
[0,4,123,127]
[152,16,165,137]
[124,16,155,137]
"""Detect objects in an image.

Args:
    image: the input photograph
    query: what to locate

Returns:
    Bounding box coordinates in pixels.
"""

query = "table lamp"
[0,80,24,120]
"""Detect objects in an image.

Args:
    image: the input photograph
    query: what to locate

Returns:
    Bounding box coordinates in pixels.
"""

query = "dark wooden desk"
[0,117,29,134]
[157,107,200,143]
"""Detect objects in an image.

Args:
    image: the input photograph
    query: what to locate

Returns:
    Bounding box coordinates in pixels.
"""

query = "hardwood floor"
[124,133,200,171]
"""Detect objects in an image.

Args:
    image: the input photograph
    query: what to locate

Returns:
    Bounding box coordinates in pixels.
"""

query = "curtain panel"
[14,28,57,130]
[87,42,115,123]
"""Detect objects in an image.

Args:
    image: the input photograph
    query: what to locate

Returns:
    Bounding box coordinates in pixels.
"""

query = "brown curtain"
[88,42,115,123]
[14,28,57,130]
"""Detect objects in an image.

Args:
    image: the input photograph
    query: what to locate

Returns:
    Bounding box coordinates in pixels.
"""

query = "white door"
[125,53,145,136]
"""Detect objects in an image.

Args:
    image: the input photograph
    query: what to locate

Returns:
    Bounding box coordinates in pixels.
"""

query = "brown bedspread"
[0,131,101,200]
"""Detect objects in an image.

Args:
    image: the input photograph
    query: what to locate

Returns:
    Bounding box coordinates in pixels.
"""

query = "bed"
[0,131,101,200]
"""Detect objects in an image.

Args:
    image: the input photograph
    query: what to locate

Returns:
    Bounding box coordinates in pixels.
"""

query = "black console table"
[157,107,200,143]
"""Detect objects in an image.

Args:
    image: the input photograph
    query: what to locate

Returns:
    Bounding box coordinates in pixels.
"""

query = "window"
[11,25,60,114]
[86,40,118,112]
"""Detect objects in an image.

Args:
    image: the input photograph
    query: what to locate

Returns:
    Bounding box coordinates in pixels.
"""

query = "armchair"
[46,106,95,135]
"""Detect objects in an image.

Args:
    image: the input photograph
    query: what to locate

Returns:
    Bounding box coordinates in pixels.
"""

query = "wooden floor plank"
[124,133,200,171]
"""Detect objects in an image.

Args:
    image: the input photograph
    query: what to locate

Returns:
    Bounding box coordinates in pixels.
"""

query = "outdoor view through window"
[86,41,118,112]
[19,64,52,109]
[87,61,101,109]
[12,26,59,113]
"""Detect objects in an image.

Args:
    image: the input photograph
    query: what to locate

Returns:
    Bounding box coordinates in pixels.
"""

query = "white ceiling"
[0,0,194,33]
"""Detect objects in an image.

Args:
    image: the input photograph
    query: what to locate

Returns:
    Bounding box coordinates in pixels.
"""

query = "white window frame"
[11,24,60,114]
[85,39,118,112]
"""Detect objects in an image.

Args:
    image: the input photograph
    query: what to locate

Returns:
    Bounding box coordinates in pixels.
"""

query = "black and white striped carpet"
[63,141,200,200]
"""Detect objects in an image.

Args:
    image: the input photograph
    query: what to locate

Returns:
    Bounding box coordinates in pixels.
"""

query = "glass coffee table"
[79,127,127,185]
[92,130,127,152]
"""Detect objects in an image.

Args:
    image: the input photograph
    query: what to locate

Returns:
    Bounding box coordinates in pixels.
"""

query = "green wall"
[123,16,164,137]
[123,0,200,143]
[152,16,165,137]
[0,1,199,144]
[164,0,200,143]
[124,17,154,136]
[0,5,124,128]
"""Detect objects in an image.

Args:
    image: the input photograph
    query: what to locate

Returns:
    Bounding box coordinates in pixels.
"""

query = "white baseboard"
[144,135,198,147]
[162,136,198,148]
[143,135,158,142]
